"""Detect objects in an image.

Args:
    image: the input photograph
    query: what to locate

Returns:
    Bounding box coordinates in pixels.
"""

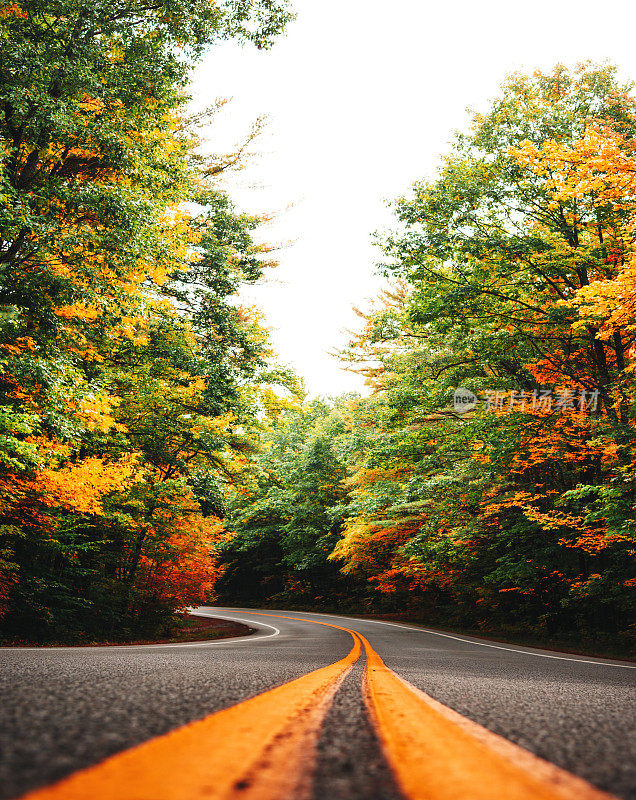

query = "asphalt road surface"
[0,607,634,800]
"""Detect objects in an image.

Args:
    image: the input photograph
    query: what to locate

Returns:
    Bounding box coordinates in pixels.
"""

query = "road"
[0,607,634,800]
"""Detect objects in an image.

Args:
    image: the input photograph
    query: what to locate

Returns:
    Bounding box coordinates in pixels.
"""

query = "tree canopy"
[2,34,634,654]
[219,64,636,654]
[0,0,294,641]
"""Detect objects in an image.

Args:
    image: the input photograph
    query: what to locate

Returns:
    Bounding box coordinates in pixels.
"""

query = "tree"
[329,64,636,644]
[217,401,354,606]
[0,0,294,642]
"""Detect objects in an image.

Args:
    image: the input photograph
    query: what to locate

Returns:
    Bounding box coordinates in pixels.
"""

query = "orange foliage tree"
[325,65,636,643]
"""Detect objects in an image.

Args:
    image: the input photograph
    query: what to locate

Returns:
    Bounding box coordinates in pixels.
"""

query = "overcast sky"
[191,0,636,396]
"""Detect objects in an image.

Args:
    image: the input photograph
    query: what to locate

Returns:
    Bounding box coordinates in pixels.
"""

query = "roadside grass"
[0,614,255,648]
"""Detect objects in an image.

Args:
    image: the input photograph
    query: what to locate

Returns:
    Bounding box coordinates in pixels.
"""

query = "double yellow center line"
[20,614,615,800]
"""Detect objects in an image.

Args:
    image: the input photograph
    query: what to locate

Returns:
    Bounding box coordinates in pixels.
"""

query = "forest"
[0,3,634,652]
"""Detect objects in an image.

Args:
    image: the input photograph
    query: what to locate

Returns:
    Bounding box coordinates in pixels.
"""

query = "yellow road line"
[20,633,361,800]
[359,632,616,800]
[17,611,622,800]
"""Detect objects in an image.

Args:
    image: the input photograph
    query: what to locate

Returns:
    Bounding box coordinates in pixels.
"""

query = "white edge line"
[346,617,636,668]
[0,615,280,652]
[346,616,636,668]
[226,608,635,669]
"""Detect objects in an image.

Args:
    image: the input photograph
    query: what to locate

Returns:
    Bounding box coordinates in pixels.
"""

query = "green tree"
[218,402,353,605]
[0,0,294,642]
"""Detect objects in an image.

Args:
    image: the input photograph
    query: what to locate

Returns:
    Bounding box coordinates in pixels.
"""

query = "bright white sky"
[191,0,636,396]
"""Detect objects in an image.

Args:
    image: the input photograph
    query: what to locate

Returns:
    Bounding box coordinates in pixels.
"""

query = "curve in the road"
[1,614,278,651]
[18,621,361,800]
[12,611,624,800]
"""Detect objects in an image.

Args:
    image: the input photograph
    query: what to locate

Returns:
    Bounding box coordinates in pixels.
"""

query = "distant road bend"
[0,608,634,800]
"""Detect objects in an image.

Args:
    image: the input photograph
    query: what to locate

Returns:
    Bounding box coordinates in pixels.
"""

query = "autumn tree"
[0,0,294,641]
[331,64,636,645]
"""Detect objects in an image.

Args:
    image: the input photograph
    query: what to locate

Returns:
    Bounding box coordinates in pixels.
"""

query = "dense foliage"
[0,0,293,642]
[220,64,636,653]
[217,398,356,605]
[2,24,634,653]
